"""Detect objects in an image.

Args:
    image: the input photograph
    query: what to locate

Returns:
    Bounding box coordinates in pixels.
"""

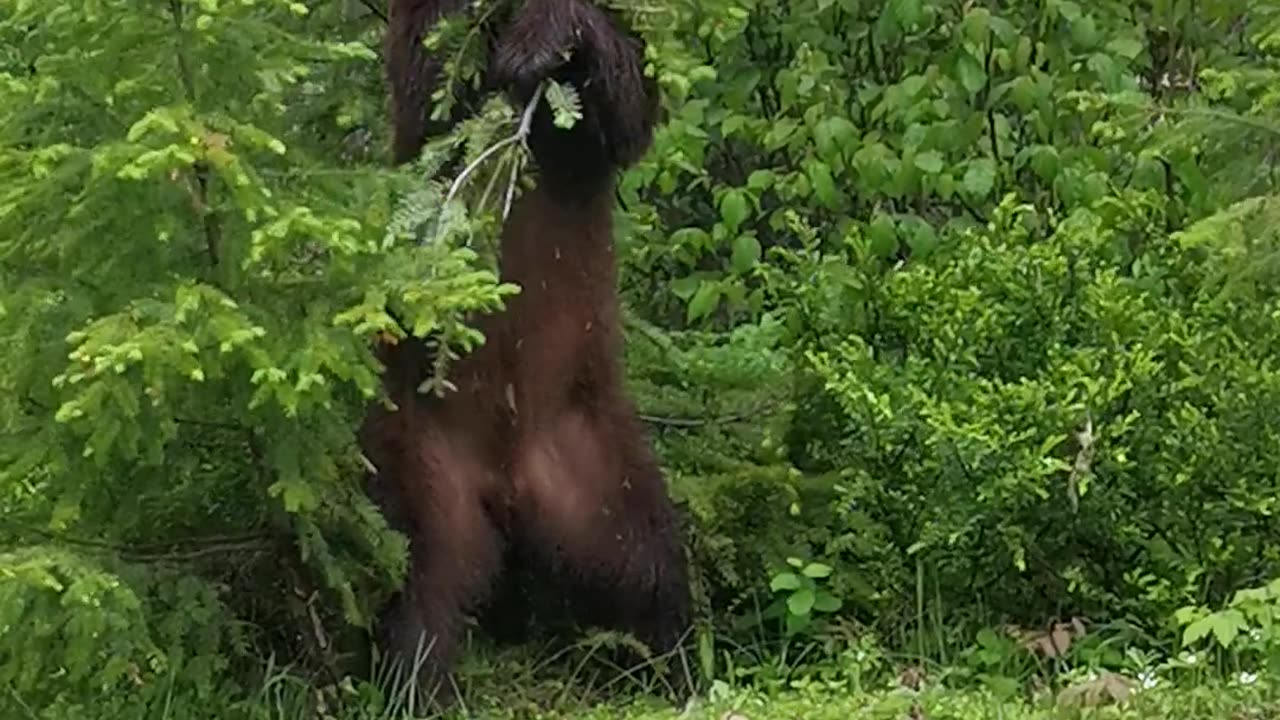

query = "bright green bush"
[614,0,1280,647]
[0,0,508,711]
[0,547,242,717]
[795,192,1280,629]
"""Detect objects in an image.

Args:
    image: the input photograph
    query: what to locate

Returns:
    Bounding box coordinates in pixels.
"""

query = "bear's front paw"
[490,0,579,99]
[490,0,657,169]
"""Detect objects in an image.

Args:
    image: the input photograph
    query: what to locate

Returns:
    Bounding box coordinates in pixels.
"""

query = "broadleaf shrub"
[797,193,1280,630]
[615,0,1280,652]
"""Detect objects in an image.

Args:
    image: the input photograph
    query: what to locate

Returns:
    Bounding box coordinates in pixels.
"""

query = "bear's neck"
[498,178,620,303]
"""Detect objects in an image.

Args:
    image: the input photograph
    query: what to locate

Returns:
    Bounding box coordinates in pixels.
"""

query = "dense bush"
[795,194,1280,629]
[0,1,495,712]
[617,0,1280,643]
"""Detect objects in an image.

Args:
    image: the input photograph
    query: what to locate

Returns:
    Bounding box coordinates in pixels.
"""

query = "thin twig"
[355,0,388,23]
[636,406,776,428]
[167,0,222,270]
[122,538,273,562]
[21,394,244,433]
[476,143,513,215]
[503,148,524,219]
[500,81,544,218]
[443,136,520,210]
[441,82,547,213]
[516,81,546,149]
[3,522,275,563]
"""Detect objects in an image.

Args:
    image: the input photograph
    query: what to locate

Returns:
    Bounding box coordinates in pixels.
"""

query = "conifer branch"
[167,0,223,271]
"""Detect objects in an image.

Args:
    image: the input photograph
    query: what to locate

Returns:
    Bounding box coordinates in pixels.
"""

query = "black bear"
[357,0,691,704]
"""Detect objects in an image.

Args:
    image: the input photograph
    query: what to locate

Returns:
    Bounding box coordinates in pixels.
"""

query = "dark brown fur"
[364,0,690,703]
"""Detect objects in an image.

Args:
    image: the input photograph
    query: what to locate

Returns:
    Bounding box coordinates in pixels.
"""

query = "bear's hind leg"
[367,425,507,708]
[511,406,692,684]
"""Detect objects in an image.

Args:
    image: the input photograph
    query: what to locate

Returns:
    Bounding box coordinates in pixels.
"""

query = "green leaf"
[731,233,762,273]
[721,113,749,137]
[1182,616,1215,646]
[936,172,956,199]
[956,52,988,96]
[770,572,802,591]
[914,150,945,174]
[1088,52,1122,91]
[1131,152,1167,189]
[787,588,816,616]
[962,7,991,45]
[719,189,750,233]
[801,562,833,579]
[272,477,319,514]
[785,612,810,635]
[888,0,923,29]
[1006,76,1038,112]
[808,161,840,209]
[50,493,84,530]
[903,216,940,256]
[867,214,899,258]
[763,118,798,149]
[1027,145,1060,182]
[544,80,584,129]
[670,275,701,300]
[1210,610,1247,648]
[671,227,711,252]
[747,169,776,191]
[1014,36,1033,70]
[813,592,843,613]
[686,281,721,322]
[814,116,858,162]
[853,142,898,192]
[1070,15,1101,49]
[976,628,1000,649]
[963,158,996,197]
[1107,36,1145,60]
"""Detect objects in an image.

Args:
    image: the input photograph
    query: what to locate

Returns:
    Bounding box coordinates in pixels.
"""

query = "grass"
[239,632,1280,720]
[261,672,1279,720]
[7,610,1277,719]
[8,630,1277,720]
[537,686,1278,720]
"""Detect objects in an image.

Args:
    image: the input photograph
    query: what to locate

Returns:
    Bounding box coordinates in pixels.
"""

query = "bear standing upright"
[357,0,692,703]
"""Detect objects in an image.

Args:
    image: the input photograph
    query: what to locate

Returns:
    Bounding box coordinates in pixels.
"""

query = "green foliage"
[611,0,1280,658]
[0,0,518,712]
[766,557,841,636]
[1176,577,1280,675]
[783,190,1280,629]
[0,547,239,717]
[545,80,585,130]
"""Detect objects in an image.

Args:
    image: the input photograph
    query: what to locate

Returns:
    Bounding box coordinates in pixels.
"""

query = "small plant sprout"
[768,557,842,636]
